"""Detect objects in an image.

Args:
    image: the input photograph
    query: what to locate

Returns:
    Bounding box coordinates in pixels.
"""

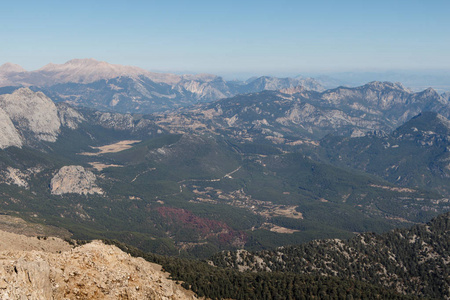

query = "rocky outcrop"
[0,167,44,189]
[0,231,197,300]
[0,87,159,150]
[50,165,103,195]
[0,88,85,148]
[0,107,22,149]
[0,167,29,188]
[0,88,61,142]
[57,102,85,129]
[95,112,135,131]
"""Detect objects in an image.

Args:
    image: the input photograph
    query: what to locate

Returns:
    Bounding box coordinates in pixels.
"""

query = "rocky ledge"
[0,231,197,299]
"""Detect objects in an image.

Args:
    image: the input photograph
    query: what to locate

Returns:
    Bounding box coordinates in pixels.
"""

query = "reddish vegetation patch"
[156,207,246,247]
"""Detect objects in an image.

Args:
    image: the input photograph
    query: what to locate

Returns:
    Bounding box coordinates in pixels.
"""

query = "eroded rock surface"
[0,232,197,300]
[57,102,85,129]
[0,167,29,188]
[0,107,22,149]
[50,165,103,195]
[0,88,60,142]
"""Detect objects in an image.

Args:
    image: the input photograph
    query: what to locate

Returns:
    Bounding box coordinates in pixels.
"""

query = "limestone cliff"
[0,88,61,142]
[50,165,103,195]
[57,102,85,130]
[0,107,22,149]
[0,88,85,148]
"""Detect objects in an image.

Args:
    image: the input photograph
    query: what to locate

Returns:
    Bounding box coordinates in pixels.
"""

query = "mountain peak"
[65,58,100,64]
[396,111,450,136]
[39,58,145,72]
[419,87,439,97]
[0,63,27,73]
[364,81,408,91]
[60,58,108,68]
[10,86,34,96]
[36,58,151,84]
[0,87,61,143]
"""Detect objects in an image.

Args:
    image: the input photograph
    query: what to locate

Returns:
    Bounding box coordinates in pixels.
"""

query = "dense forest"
[211,212,450,299]
[102,212,449,299]
[104,240,414,300]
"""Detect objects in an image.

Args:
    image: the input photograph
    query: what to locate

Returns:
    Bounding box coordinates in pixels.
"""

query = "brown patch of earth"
[261,223,300,234]
[80,140,141,156]
[259,206,303,219]
[88,162,123,171]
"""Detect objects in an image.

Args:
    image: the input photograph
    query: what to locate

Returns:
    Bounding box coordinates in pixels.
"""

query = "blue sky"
[1,0,449,76]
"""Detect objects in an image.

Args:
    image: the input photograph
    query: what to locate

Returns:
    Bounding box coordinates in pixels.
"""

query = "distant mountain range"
[2,59,450,115]
[311,70,450,93]
[320,111,450,196]
[153,81,449,143]
[0,59,177,86]
[0,59,324,113]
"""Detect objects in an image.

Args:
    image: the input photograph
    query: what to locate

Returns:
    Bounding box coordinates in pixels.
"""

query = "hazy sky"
[2,0,449,76]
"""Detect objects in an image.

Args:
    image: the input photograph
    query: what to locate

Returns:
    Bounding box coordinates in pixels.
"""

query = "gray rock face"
[0,256,53,299]
[95,112,134,131]
[50,166,103,195]
[0,89,85,148]
[0,88,61,142]
[56,103,85,129]
[0,107,22,149]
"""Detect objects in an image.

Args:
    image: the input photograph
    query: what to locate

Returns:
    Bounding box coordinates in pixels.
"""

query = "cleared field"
[80,140,141,156]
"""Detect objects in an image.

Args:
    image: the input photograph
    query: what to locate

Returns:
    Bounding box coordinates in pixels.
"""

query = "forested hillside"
[210,212,450,299]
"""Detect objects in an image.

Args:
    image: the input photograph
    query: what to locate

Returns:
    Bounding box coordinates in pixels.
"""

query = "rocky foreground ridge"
[0,230,197,299]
